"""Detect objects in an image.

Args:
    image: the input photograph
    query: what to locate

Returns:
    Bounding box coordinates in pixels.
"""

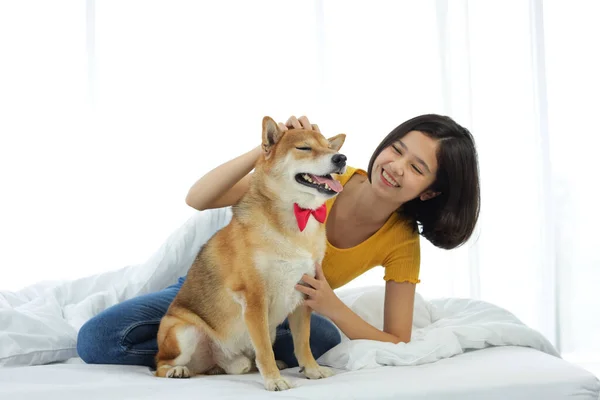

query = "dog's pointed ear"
[262,116,284,157]
[328,134,346,151]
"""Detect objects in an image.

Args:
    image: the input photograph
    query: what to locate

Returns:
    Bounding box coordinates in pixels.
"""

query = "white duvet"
[0,207,559,368]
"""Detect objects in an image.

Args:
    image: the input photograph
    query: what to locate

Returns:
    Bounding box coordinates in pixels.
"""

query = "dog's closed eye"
[295,147,312,151]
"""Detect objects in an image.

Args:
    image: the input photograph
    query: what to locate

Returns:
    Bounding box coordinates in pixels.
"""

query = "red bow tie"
[293,203,327,232]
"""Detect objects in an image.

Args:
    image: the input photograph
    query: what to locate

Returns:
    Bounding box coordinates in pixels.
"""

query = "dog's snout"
[331,154,347,167]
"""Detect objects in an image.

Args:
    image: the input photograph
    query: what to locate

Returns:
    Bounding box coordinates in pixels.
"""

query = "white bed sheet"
[1,346,598,400]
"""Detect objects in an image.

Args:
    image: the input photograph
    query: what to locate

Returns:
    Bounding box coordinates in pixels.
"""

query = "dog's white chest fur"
[257,252,315,327]
[255,225,325,328]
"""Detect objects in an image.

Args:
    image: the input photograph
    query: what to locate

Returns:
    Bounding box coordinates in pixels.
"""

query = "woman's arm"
[382,280,415,342]
[185,146,262,211]
[297,265,416,343]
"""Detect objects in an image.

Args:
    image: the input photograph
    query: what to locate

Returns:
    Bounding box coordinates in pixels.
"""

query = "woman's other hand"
[278,115,320,133]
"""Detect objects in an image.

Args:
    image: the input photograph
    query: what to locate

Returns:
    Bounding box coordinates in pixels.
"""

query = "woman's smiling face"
[370,130,440,206]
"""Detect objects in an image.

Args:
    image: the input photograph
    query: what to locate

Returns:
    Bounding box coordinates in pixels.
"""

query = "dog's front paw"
[300,365,334,379]
[165,366,190,379]
[264,376,294,391]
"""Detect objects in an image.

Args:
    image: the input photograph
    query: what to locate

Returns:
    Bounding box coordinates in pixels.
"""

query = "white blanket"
[319,286,559,370]
[0,208,559,368]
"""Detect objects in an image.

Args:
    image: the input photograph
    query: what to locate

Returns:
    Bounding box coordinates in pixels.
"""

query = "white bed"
[1,208,599,399]
[0,346,598,400]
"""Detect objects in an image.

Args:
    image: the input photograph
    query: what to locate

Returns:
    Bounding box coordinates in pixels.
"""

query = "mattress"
[1,346,598,400]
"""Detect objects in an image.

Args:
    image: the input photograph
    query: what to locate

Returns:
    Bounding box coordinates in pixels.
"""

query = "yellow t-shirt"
[321,166,421,289]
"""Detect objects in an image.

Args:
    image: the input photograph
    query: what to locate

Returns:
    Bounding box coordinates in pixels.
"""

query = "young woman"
[77,114,480,369]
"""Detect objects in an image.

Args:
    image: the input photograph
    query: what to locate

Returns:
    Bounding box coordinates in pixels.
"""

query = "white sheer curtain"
[542,0,600,371]
[1,0,598,370]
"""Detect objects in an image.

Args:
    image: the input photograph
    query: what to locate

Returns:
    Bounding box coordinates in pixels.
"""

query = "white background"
[0,0,598,376]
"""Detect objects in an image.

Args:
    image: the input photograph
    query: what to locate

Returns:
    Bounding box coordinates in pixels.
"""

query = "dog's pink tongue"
[310,174,343,193]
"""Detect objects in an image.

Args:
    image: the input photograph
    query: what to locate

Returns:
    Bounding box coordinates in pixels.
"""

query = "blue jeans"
[76,276,341,369]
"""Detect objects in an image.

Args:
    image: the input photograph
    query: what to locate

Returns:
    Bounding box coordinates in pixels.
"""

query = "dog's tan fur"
[154,116,346,391]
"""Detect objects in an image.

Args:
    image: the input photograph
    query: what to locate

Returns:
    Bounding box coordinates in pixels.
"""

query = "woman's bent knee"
[76,317,106,364]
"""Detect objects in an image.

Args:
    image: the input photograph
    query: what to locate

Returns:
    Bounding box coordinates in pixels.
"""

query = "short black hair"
[367,114,480,250]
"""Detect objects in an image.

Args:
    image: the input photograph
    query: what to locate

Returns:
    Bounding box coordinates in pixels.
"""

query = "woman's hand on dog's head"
[278,115,320,133]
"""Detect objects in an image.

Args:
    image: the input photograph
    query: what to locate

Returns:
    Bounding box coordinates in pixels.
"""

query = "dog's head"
[257,116,347,209]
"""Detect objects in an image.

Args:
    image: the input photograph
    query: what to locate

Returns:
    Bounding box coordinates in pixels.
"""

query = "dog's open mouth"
[295,173,343,195]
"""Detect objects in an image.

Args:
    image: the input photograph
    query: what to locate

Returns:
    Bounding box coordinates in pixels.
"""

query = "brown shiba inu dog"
[154,116,346,391]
